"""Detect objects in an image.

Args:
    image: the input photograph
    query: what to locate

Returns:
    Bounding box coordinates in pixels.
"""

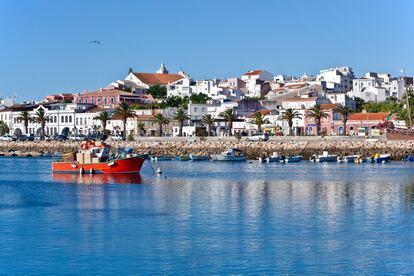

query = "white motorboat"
[310,151,337,163]
[337,155,360,163]
[259,152,281,163]
[211,148,246,161]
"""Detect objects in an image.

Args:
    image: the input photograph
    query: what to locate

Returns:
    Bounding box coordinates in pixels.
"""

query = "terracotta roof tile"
[79,89,139,97]
[349,112,390,121]
[320,103,337,110]
[243,70,263,76]
[132,73,184,85]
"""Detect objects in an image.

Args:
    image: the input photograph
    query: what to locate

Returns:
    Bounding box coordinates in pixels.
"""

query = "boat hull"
[52,156,147,174]
[190,155,210,161]
[211,155,246,161]
[317,156,337,162]
[282,155,303,163]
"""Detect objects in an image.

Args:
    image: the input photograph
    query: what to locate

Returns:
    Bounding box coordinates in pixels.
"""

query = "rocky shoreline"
[1,139,414,160]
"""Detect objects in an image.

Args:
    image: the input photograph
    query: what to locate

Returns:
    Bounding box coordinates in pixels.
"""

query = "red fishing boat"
[52,141,147,174]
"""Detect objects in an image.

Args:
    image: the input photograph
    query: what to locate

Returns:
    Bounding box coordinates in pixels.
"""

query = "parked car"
[34,135,52,141]
[110,134,123,141]
[0,134,14,141]
[52,134,67,141]
[15,134,29,141]
[69,135,87,141]
[246,133,269,142]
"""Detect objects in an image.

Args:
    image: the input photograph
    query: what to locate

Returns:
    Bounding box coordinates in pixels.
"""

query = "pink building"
[75,89,154,107]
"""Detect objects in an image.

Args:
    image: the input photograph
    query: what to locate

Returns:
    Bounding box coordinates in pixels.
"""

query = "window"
[61,116,64,123]
[110,97,115,103]
[65,116,68,123]
[92,98,95,104]
[76,118,78,125]
[69,116,72,123]
[84,98,88,103]
[104,98,108,104]
[97,97,101,103]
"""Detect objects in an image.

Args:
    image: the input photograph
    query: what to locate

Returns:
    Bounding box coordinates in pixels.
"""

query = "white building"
[241,70,273,98]
[350,72,405,102]
[316,67,354,93]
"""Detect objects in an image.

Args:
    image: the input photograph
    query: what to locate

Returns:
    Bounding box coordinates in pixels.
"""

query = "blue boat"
[280,155,303,163]
[404,154,414,162]
[176,155,191,161]
[367,154,391,163]
[190,154,210,161]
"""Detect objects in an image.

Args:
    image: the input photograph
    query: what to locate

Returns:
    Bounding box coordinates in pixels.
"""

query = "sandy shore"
[1,139,414,160]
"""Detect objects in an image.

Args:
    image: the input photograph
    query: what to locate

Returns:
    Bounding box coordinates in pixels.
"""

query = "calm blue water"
[0,157,414,274]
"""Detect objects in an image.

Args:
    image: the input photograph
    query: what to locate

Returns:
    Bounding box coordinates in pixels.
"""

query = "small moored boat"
[367,153,391,163]
[176,155,191,161]
[151,155,173,161]
[404,154,414,162]
[280,155,303,163]
[259,152,281,163]
[190,154,210,161]
[211,148,246,161]
[337,155,360,163]
[310,151,337,163]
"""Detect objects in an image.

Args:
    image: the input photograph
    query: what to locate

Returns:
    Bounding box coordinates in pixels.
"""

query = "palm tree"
[334,105,353,135]
[249,111,270,133]
[153,113,168,136]
[306,104,329,136]
[282,108,302,136]
[93,111,110,135]
[173,108,190,137]
[162,116,170,136]
[17,111,32,134]
[202,114,215,136]
[112,102,136,140]
[137,122,145,136]
[33,108,49,140]
[219,109,236,136]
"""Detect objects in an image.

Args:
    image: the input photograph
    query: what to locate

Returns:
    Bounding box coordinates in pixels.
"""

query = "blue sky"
[0,0,413,101]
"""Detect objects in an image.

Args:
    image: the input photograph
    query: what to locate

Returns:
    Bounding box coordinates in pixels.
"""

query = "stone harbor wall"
[0,138,414,160]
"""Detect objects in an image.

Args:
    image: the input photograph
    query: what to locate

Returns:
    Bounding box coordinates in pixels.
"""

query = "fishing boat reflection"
[52,173,143,185]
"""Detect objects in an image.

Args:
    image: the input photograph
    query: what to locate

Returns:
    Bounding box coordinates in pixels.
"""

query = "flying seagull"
[89,40,101,45]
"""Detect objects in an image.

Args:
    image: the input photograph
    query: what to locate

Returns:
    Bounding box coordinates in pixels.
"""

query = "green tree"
[219,109,236,136]
[112,102,136,140]
[93,111,111,134]
[17,111,32,134]
[334,105,353,135]
[396,88,414,128]
[354,97,366,112]
[160,96,185,108]
[249,111,270,133]
[281,108,302,136]
[306,104,329,136]
[33,108,49,140]
[148,85,167,99]
[189,93,210,104]
[173,108,190,137]
[0,121,9,136]
[202,114,215,136]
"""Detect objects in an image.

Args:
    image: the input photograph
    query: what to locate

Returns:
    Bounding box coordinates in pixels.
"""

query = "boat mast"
[403,69,412,129]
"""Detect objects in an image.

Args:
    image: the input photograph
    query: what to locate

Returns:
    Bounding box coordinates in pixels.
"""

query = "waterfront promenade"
[0,136,413,160]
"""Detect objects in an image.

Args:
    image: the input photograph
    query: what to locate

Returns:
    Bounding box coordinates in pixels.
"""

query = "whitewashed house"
[316,67,354,93]
[350,72,405,102]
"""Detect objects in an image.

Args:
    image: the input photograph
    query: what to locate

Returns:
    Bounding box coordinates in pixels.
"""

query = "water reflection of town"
[49,172,414,270]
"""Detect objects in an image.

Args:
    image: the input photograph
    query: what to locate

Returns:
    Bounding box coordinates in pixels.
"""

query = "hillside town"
[0,63,413,141]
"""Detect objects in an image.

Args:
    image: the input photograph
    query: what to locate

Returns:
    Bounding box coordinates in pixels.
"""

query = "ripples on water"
[0,157,413,274]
